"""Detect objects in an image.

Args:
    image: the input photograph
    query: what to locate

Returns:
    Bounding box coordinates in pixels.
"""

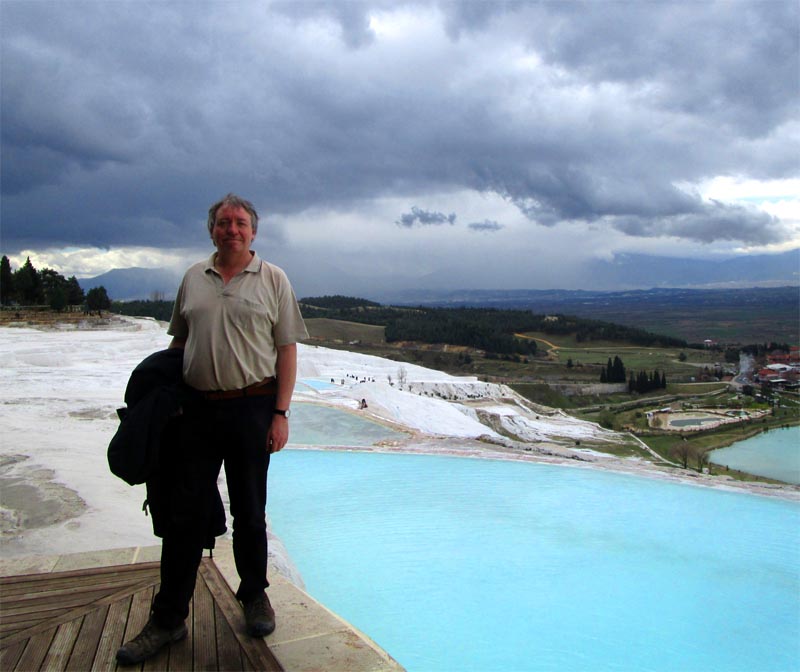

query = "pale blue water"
[297,378,340,391]
[288,401,405,446]
[269,450,800,672]
[710,425,800,485]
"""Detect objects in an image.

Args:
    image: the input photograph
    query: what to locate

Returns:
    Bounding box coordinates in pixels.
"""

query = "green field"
[305,318,386,343]
[520,331,721,379]
[302,320,738,407]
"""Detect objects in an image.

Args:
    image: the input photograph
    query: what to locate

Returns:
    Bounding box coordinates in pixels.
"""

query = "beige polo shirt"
[168,252,308,391]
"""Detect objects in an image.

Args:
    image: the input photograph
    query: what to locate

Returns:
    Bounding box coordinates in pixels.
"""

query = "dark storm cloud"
[0,0,797,256]
[396,207,457,228]
[443,0,799,135]
[468,220,503,233]
[611,202,781,245]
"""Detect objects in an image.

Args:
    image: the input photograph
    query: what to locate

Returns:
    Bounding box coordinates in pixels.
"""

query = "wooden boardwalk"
[0,558,282,671]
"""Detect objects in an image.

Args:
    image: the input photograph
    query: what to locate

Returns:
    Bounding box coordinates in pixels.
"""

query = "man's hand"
[267,414,289,453]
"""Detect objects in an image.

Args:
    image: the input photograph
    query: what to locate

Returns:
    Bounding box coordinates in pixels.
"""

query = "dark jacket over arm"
[108,348,226,545]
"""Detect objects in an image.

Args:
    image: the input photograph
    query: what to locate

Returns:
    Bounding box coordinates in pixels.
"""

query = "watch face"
[276,408,291,419]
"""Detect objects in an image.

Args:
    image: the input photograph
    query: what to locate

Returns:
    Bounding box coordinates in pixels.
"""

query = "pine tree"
[86,286,112,312]
[14,257,43,304]
[49,286,67,312]
[0,256,14,305]
[66,276,85,305]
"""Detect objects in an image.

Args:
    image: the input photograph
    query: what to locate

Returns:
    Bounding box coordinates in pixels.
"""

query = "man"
[117,194,308,665]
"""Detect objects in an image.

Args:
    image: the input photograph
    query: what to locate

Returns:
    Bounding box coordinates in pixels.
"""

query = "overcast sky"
[2,0,798,293]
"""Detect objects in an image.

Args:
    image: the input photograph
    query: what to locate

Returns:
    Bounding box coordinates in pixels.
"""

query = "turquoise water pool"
[297,378,340,391]
[269,450,800,672]
[288,402,405,446]
[710,425,800,484]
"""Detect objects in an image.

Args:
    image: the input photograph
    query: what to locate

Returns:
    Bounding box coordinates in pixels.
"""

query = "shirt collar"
[204,251,262,275]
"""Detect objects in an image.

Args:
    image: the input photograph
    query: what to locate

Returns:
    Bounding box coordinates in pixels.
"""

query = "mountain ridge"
[78,249,799,303]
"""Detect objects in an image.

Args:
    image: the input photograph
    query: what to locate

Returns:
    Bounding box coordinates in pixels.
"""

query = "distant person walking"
[117,193,308,665]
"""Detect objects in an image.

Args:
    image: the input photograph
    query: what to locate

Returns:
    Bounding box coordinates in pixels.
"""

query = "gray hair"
[207,193,260,235]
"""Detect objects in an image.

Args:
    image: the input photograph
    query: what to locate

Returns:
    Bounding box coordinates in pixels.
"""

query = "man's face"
[211,204,256,254]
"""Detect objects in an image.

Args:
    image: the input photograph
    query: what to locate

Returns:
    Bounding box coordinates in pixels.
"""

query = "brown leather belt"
[201,377,277,401]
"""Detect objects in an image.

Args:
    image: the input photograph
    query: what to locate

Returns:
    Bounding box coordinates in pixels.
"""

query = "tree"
[14,257,43,304]
[0,255,14,305]
[694,446,711,473]
[86,286,112,312]
[65,276,85,305]
[603,356,627,383]
[40,268,69,307]
[612,356,626,383]
[672,440,691,469]
[49,286,67,312]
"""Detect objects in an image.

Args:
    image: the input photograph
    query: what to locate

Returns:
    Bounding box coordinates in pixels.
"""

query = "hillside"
[377,286,799,344]
[299,297,687,354]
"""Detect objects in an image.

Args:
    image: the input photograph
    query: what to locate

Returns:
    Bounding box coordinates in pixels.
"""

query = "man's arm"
[267,343,297,453]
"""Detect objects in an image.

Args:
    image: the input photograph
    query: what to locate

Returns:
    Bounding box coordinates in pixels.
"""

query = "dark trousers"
[151,394,274,628]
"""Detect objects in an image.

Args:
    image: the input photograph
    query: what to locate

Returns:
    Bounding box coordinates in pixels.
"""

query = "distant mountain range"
[79,267,183,301]
[79,249,799,302]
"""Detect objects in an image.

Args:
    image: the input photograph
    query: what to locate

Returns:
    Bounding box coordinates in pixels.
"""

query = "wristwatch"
[274,408,291,419]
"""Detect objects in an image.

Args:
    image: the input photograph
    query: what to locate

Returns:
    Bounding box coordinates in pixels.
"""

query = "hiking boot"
[242,592,276,637]
[116,618,187,665]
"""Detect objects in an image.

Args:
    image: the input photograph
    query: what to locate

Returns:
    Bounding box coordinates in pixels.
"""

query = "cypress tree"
[0,255,14,305]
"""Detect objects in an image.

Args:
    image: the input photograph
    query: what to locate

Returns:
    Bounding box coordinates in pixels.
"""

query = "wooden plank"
[0,562,161,590]
[2,586,124,617]
[0,574,160,649]
[41,617,82,670]
[0,558,289,672]
[198,560,283,672]
[67,604,108,671]
[161,594,193,672]
[91,596,130,672]
[193,573,218,671]
[0,614,42,636]
[129,584,191,672]
[14,628,56,671]
[214,601,244,671]
[0,639,26,671]
[123,584,153,643]
[0,565,161,597]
